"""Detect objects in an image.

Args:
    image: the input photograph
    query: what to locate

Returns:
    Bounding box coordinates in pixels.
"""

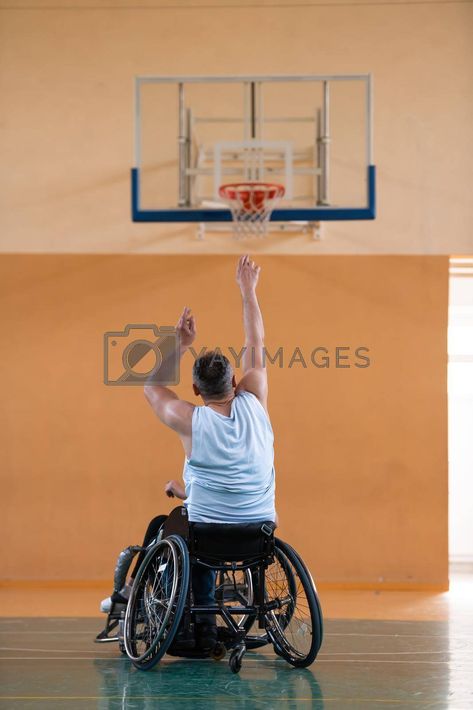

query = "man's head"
[192,351,236,400]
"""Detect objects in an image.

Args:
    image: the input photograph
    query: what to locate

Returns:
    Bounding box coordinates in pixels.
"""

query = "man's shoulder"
[165,399,195,433]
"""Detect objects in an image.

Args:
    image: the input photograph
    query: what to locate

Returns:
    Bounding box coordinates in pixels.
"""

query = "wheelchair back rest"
[162,506,275,562]
[189,521,276,563]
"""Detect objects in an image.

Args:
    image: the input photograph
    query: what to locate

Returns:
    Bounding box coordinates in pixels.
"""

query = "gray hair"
[192,351,233,398]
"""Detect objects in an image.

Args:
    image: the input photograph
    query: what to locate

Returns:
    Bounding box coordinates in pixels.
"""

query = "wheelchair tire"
[265,539,323,668]
[123,535,190,670]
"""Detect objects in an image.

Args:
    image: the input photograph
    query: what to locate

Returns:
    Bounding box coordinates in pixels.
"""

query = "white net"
[218,182,285,238]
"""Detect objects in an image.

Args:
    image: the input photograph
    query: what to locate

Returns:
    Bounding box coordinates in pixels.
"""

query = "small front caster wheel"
[229,645,245,674]
[229,652,242,673]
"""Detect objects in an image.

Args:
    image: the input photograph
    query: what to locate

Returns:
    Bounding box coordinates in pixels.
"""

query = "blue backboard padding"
[131,165,376,222]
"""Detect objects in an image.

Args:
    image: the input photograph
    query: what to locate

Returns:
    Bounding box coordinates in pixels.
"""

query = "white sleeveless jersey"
[183,391,276,523]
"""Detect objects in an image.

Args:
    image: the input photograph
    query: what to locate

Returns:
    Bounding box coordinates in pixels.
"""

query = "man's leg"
[192,565,217,649]
[129,514,168,580]
[100,514,168,617]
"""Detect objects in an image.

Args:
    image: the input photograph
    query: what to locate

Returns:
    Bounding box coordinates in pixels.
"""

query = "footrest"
[95,616,121,643]
[95,630,120,643]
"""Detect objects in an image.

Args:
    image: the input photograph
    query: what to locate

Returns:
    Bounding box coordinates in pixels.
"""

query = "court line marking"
[0,646,116,653]
[0,695,459,705]
[0,629,472,641]
[320,651,468,655]
[327,634,473,642]
[0,631,102,635]
[3,647,471,657]
[1,657,473,665]
[0,658,123,662]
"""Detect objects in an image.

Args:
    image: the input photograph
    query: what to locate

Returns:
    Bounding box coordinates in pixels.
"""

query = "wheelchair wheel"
[123,535,189,670]
[265,539,323,668]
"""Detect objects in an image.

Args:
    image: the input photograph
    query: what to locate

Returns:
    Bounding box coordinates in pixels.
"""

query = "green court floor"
[1,617,472,709]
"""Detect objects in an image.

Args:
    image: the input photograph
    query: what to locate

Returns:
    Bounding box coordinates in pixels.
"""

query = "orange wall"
[0,254,449,586]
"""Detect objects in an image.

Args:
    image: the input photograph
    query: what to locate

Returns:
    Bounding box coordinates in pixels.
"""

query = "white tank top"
[183,391,276,523]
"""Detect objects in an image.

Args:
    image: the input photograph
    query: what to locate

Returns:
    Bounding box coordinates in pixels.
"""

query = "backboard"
[131,75,375,226]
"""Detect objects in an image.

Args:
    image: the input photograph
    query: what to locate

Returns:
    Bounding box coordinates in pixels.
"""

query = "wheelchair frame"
[116,508,323,673]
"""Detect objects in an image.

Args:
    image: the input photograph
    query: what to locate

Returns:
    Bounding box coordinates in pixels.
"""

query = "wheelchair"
[97,506,323,674]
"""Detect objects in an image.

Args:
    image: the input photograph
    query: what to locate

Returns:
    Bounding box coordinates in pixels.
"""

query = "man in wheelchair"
[97,256,322,672]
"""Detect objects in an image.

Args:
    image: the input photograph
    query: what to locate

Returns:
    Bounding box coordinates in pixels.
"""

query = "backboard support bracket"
[196,220,323,241]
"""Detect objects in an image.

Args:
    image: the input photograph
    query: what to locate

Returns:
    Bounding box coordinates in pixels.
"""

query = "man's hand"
[176,307,196,351]
[236,255,261,295]
[164,480,186,500]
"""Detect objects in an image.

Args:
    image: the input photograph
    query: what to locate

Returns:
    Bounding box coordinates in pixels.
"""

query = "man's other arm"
[144,307,195,437]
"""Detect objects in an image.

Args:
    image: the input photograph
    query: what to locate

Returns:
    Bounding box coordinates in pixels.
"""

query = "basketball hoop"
[218,182,285,238]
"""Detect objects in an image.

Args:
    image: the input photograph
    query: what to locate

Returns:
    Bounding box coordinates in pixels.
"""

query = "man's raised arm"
[236,255,268,409]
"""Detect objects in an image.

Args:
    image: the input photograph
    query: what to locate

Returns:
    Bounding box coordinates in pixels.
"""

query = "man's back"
[184,391,275,523]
